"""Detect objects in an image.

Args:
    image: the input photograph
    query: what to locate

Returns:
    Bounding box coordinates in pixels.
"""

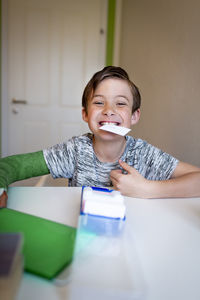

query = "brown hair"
[82,66,141,114]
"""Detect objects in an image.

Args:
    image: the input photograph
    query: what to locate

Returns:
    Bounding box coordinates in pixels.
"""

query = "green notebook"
[0,208,76,279]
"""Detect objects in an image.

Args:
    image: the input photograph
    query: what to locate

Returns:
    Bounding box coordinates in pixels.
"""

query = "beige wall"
[120,0,200,166]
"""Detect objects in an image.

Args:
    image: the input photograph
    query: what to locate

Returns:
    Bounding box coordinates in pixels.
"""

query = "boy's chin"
[95,130,124,140]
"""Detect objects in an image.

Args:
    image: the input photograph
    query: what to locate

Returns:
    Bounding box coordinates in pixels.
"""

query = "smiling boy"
[1,66,200,206]
[82,75,140,160]
[81,66,200,198]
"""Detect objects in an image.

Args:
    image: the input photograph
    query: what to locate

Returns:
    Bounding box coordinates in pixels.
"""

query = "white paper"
[99,124,131,136]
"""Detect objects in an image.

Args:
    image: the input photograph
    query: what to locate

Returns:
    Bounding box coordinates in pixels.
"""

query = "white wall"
[120,0,200,166]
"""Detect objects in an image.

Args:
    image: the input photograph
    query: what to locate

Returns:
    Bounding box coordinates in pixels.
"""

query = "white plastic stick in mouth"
[99,124,131,136]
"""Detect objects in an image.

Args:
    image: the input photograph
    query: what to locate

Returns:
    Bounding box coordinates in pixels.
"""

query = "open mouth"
[99,121,120,126]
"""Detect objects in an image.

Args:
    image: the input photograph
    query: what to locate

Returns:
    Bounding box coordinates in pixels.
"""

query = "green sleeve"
[0,151,50,191]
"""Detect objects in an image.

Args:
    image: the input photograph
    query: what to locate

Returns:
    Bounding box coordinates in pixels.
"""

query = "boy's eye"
[93,101,104,105]
[117,102,126,106]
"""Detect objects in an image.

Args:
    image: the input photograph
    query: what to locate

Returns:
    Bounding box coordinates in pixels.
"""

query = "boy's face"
[82,78,140,140]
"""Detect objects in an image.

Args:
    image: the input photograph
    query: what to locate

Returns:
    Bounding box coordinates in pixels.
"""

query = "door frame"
[0,0,121,157]
[1,0,9,156]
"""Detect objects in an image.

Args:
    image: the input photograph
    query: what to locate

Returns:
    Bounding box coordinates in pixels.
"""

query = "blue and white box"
[80,186,126,235]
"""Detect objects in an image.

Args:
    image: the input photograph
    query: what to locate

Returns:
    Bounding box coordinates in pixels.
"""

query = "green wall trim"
[106,0,116,66]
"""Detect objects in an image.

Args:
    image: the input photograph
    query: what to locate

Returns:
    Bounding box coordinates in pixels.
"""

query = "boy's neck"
[93,136,126,163]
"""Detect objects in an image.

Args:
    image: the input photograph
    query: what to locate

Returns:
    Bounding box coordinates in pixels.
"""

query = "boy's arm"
[110,160,200,199]
[0,150,50,194]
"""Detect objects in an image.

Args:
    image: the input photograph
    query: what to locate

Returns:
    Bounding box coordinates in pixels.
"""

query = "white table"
[7,187,200,300]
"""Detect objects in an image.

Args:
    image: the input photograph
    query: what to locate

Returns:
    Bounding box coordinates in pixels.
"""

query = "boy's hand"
[110,160,149,198]
[0,190,8,208]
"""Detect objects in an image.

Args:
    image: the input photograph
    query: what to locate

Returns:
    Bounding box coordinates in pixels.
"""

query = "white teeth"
[100,122,118,126]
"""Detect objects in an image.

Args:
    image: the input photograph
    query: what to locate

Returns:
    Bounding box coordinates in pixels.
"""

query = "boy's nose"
[102,104,115,116]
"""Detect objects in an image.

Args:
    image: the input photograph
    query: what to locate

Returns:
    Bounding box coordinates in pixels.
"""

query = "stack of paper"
[81,187,126,219]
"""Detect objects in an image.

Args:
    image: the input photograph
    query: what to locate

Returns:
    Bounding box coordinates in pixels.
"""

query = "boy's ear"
[131,109,140,125]
[82,107,88,123]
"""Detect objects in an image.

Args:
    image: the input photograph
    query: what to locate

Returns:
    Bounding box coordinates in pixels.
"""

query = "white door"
[3,0,107,156]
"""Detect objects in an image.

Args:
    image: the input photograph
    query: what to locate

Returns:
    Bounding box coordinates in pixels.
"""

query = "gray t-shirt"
[43,133,179,187]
